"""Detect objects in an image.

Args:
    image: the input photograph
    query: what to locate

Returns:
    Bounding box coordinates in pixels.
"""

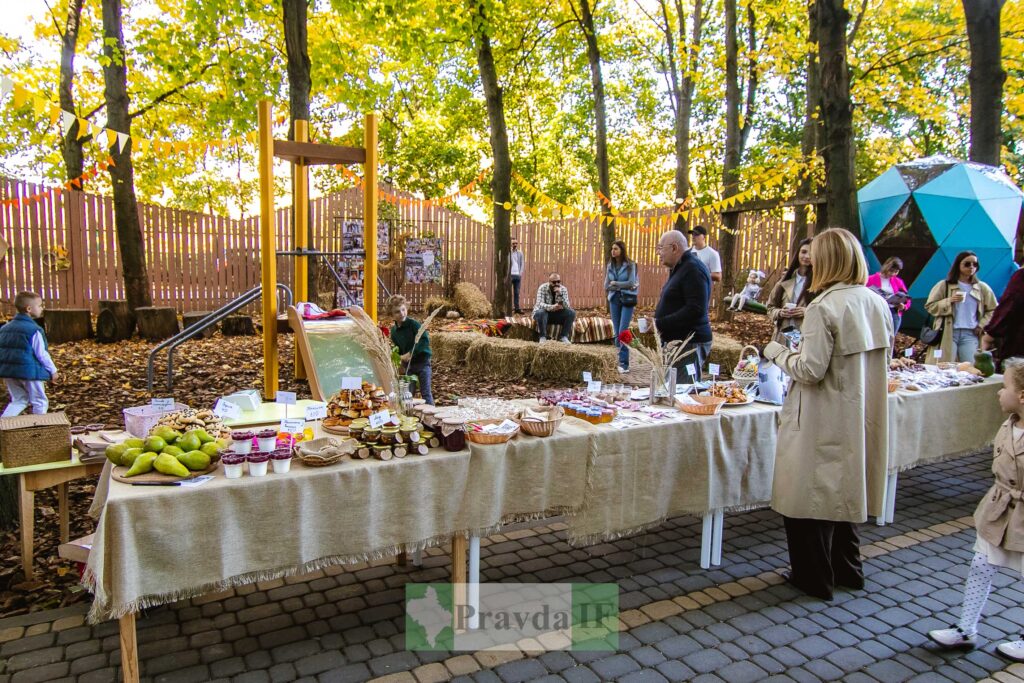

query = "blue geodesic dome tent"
[858,155,1022,328]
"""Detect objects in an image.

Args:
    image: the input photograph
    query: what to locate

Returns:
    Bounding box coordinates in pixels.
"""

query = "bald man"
[647,230,713,378]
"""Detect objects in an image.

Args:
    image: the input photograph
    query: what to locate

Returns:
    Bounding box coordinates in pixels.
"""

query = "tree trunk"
[963,0,1007,166]
[816,0,858,233]
[101,0,152,311]
[793,2,824,246]
[58,0,86,181]
[222,315,256,336]
[718,0,743,322]
[135,307,180,341]
[576,0,614,259]
[283,0,317,297]
[96,299,136,342]
[474,4,512,318]
[44,309,93,344]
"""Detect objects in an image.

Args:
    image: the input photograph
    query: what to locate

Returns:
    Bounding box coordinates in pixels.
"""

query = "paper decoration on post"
[280,418,305,434]
[276,391,297,405]
[904,347,913,357]
[304,403,328,421]
[708,363,721,376]
[685,364,697,379]
[151,398,175,410]
[587,381,602,393]
[369,410,391,429]
[213,399,243,420]
[341,377,362,390]
[582,371,593,383]
[934,350,943,360]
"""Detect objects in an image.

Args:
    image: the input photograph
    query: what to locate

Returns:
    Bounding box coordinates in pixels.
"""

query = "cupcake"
[257,428,277,452]
[247,451,270,476]
[231,431,254,455]
[222,453,245,479]
[270,448,292,474]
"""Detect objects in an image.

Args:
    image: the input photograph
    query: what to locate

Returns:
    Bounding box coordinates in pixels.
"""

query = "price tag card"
[276,391,297,405]
[587,380,602,393]
[177,475,214,488]
[369,410,391,429]
[280,418,305,434]
[685,364,697,378]
[934,350,943,360]
[341,377,362,390]
[151,397,175,410]
[304,402,328,421]
[904,347,913,357]
[213,399,242,420]
[708,363,721,376]
[582,371,593,383]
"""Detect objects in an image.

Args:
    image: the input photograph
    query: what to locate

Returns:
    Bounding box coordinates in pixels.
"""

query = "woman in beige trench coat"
[763,228,893,601]
[924,251,998,364]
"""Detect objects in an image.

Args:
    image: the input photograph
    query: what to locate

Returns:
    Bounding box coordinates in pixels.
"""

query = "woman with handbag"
[866,257,911,336]
[924,251,998,364]
[766,238,814,345]
[606,240,639,374]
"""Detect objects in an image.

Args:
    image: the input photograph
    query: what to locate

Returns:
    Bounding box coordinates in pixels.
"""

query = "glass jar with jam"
[363,427,381,443]
[380,427,400,445]
[441,418,466,452]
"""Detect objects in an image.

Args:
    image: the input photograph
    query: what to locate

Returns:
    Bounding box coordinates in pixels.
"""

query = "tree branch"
[128,61,219,120]
[846,0,869,46]
[858,37,972,79]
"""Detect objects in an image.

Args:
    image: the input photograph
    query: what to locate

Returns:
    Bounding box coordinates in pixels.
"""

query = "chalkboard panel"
[288,307,389,401]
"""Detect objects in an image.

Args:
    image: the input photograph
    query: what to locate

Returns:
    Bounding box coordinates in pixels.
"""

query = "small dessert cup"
[271,448,292,474]
[257,428,277,452]
[231,431,254,455]
[222,453,245,479]
[247,451,270,476]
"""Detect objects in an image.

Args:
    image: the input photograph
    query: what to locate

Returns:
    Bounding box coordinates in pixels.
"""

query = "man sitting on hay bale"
[532,272,576,344]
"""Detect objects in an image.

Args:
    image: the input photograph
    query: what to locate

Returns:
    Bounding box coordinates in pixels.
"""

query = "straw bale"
[708,334,744,375]
[504,321,539,341]
[431,331,479,366]
[453,282,492,319]
[424,296,457,317]
[528,343,619,384]
[465,337,536,379]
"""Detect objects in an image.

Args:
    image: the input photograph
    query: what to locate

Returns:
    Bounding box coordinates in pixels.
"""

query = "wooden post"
[451,534,467,632]
[259,101,279,399]
[18,477,33,580]
[363,113,379,322]
[57,483,68,544]
[119,612,139,683]
[294,120,309,380]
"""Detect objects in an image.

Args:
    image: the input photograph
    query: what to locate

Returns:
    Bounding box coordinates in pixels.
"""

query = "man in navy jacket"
[650,230,713,377]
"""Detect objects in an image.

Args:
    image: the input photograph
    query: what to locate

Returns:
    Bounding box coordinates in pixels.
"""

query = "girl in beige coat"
[924,251,998,364]
[929,360,1024,660]
[763,228,893,601]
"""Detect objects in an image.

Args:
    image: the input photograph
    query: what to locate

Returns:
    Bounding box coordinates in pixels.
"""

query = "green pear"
[123,437,145,450]
[176,433,202,453]
[161,445,185,457]
[143,436,167,453]
[190,428,215,444]
[200,442,221,457]
[151,426,181,443]
[124,452,158,477]
[121,448,145,467]
[154,453,190,477]
[177,450,211,471]
[105,443,129,466]
[215,438,231,451]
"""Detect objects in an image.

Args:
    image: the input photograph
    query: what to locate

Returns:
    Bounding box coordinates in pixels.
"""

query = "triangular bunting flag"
[105,129,118,148]
[116,132,129,154]
[12,85,29,108]
[48,106,60,125]
[71,178,81,189]
[61,110,76,136]
[76,118,90,139]
[175,141,187,154]
[32,96,48,118]
[0,77,13,99]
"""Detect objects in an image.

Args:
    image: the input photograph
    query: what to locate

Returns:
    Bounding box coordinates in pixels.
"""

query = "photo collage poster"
[334,218,391,308]
[404,237,443,284]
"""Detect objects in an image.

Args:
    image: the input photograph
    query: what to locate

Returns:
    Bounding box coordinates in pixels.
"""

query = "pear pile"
[105,424,230,478]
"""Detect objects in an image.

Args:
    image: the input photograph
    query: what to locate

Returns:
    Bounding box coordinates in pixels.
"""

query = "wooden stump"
[135,307,180,341]
[182,312,216,339]
[221,315,256,336]
[276,314,292,334]
[95,300,136,343]
[44,309,92,344]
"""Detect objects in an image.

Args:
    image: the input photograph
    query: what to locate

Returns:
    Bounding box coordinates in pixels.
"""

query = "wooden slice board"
[321,423,350,436]
[112,461,219,484]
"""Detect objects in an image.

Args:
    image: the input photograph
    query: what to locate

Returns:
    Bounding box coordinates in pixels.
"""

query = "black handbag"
[918,316,943,346]
[619,291,638,307]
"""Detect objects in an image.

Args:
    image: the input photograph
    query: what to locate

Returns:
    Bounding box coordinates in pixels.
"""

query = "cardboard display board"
[288,306,392,401]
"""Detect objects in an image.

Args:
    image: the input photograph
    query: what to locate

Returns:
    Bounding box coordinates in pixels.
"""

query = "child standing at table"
[928,358,1024,660]
[387,295,434,405]
[0,292,58,416]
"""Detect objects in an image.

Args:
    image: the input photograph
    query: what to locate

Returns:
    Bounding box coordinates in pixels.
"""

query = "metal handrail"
[146,283,293,391]
[277,247,392,304]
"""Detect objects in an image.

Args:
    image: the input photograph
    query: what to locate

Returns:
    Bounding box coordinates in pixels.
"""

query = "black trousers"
[783,516,864,600]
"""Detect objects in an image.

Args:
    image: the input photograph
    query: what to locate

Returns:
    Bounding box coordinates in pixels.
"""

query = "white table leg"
[876,474,889,526]
[885,472,898,524]
[712,510,724,566]
[468,536,480,630]
[700,513,713,569]
[412,548,423,567]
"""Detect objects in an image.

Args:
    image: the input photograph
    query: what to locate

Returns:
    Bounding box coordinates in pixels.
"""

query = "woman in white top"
[924,251,998,363]
[766,238,814,345]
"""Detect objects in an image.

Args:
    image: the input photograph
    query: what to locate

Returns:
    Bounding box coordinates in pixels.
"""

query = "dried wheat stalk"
[402,307,443,374]
[626,323,696,386]
[348,307,400,393]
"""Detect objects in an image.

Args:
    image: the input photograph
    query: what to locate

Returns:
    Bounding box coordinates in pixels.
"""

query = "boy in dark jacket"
[387,295,433,405]
[0,292,57,416]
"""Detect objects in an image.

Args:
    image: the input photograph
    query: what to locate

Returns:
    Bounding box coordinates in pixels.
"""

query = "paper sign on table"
[341,376,362,390]
[304,403,328,421]
[369,410,391,429]
[904,347,913,357]
[934,350,943,359]
[587,381,602,393]
[151,397,175,410]
[213,399,243,420]
[708,363,721,376]
[178,475,214,487]
[582,371,592,383]
[280,418,305,434]
[276,391,297,405]
[685,364,696,378]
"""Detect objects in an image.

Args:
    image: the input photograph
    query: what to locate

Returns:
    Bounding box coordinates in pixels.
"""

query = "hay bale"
[504,321,538,342]
[424,296,457,317]
[708,334,744,376]
[465,337,536,380]
[431,331,479,366]
[453,282,491,319]
[528,343,619,384]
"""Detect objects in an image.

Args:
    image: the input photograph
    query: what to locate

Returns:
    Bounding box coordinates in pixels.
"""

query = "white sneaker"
[559,337,571,344]
[617,366,628,374]
[539,336,547,343]
[997,639,1024,662]
[928,627,977,650]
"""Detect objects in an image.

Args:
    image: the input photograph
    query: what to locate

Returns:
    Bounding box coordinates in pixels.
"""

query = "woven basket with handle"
[732,344,761,384]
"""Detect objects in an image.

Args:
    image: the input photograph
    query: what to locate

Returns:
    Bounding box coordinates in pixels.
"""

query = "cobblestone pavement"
[2,450,1024,683]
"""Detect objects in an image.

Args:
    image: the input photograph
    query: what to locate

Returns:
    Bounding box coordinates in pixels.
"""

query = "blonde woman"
[762,228,893,601]
[924,251,998,363]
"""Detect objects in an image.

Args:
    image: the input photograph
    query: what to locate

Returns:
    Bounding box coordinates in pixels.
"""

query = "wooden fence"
[0,176,795,315]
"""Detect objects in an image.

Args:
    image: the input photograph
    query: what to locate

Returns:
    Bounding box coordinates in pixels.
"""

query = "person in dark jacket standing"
[0,292,57,417]
[646,230,713,376]
[982,266,1024,371]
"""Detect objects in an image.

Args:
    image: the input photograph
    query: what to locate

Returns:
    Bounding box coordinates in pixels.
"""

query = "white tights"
[958,552,999,635]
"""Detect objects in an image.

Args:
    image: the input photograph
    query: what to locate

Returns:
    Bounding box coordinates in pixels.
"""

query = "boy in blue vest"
[0,292,57,417]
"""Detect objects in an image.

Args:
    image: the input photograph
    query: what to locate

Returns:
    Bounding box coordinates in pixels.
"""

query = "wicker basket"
[518,406,565,438]
[0,412,72,468]
[122,402,189,438]
[465,419,519,445]
[294,437,356,467]
[732,345,761,384]
[675,394,726,416]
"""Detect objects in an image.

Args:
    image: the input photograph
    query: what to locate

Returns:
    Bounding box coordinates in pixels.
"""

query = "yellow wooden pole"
[293,119,309,380]
[258,101,278,399]
[363,112,379,322]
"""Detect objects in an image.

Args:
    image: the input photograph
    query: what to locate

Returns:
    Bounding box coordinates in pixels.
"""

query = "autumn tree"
[56,0,87,180]
[963,0,1007,165]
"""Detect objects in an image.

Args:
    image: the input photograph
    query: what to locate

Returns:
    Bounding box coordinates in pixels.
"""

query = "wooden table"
[0,455,104,579]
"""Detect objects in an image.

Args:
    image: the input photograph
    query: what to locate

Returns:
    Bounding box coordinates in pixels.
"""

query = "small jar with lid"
[380,427,400,445]
[600,409,614,423]
[587,409,602,424]
[363,427,381,443]
[372,444,393,460]
[441,418,466,452]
